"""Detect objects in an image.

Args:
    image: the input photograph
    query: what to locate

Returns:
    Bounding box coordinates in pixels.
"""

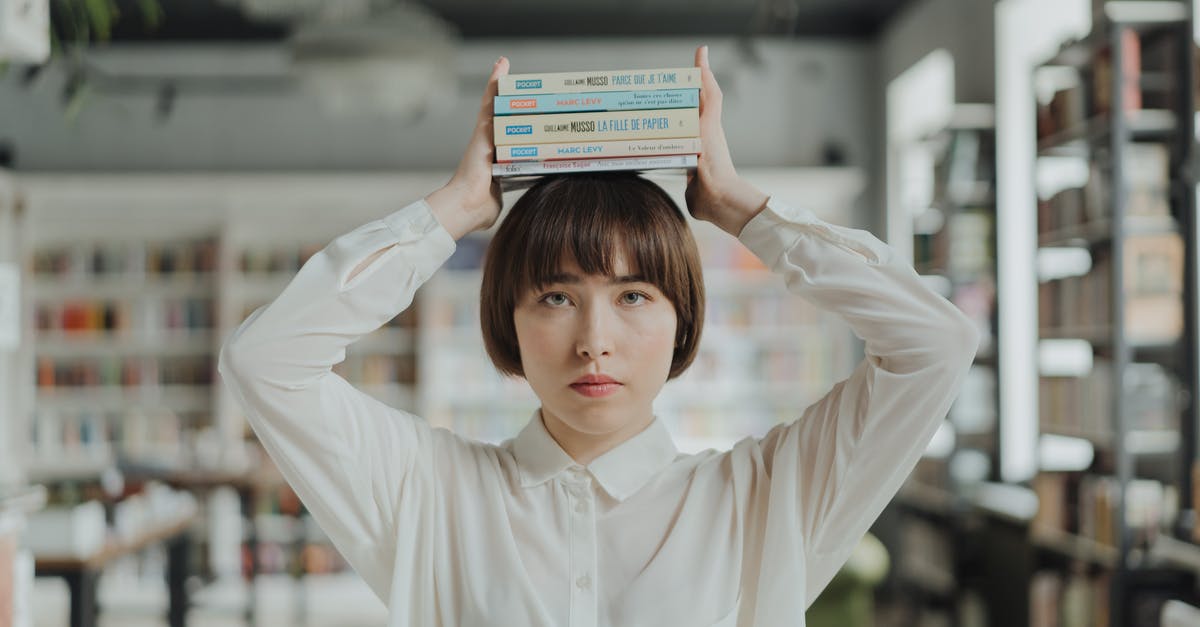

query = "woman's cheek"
[631,312,677,352]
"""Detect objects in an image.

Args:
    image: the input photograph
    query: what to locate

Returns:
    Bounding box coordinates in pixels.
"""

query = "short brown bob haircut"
[480,171,705,381]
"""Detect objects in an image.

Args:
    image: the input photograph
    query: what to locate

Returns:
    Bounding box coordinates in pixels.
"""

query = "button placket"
[565,471,597,627]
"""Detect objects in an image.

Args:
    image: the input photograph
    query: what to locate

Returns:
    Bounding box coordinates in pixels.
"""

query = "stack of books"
[491,67,702,177]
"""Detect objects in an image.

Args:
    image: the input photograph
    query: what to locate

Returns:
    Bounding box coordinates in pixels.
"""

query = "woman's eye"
[541,292,570,306]
[621,292,648,305]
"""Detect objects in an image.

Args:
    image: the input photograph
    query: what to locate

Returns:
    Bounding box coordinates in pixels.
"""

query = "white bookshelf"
[15,173,449,481]
[0,170,25,488]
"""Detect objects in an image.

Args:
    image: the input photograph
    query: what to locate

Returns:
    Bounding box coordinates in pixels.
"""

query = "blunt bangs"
[480,171,705,380]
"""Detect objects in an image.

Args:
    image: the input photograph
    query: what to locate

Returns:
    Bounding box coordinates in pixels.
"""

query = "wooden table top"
[35,513,194,572]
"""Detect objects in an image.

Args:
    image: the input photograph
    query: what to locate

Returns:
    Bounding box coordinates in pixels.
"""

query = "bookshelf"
[417,167,866,453]
[913,104,999,489]
[880,103,1000,626]
[11,173,450,597]
[21,197,224,480]
[0,169,23,488]
[1029,2,1200,624]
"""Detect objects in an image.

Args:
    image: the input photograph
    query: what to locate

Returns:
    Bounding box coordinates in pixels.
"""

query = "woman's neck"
[539,409,655,466]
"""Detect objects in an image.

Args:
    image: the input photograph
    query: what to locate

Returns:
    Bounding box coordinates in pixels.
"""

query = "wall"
[872,0,997,234]
[0,38,874,178]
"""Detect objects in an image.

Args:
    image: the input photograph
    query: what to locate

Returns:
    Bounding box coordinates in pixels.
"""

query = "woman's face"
[513,251,678,451]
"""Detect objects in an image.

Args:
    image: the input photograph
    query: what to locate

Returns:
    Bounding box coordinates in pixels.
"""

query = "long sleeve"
[217,198,456,601]
[734,197,979,613]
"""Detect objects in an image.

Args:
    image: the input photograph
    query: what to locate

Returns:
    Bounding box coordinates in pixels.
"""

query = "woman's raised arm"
[217,57,510,602]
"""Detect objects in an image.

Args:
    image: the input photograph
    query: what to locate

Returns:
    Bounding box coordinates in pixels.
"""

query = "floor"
[32,572,389,627]
[33,572,909,626]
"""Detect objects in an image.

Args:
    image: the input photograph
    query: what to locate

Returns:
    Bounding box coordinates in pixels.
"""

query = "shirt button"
[576,574,591,590]
[575,499,589,513]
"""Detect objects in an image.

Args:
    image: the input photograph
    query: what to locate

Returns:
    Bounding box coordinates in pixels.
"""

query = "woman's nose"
[576,306,614,359]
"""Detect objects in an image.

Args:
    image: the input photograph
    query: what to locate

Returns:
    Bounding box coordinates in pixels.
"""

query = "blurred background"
[3,0,1200,625]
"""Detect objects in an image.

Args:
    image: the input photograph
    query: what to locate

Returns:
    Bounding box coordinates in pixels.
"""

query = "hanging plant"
[5,0,165,122]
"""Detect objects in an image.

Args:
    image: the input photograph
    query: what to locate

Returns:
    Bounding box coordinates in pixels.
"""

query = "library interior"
[5,0,1200,625]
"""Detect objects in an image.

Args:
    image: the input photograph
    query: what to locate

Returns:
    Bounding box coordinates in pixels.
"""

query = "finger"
[478,56,510,121]
[695,45,722,117]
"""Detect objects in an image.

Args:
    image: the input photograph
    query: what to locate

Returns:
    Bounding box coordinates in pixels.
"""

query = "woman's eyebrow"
[542,272,649,285]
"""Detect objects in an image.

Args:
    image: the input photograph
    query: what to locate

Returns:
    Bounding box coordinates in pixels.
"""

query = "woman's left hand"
[684,45,770,238]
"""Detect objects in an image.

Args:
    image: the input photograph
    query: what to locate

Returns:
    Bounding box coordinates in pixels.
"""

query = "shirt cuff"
[383,197,458,271]
[736,196,892,270]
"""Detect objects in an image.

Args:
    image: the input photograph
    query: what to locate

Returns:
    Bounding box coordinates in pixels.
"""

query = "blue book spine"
[495,89,699,115]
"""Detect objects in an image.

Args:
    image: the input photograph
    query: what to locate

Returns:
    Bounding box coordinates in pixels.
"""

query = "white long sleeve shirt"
[218,194,979,627]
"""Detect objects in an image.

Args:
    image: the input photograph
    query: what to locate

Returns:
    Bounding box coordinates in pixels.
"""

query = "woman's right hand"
[426,56,511,240]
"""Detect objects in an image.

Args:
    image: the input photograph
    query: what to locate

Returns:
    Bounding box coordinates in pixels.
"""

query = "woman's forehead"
[553,249,636,275]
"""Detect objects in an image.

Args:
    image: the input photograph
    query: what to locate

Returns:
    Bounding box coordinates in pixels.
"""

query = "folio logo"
[505,125,534,136]
[514,79,543,90]
[511,147,538,157]
[510,99,538,109]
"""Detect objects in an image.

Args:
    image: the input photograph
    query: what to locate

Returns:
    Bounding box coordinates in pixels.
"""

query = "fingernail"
[702,45,709,59]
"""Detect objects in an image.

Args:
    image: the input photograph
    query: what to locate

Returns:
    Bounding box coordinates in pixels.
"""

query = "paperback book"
[494,88,699,115]
[498,68,701,95]
[494,108,699,145]
[491,154,697,177]
[492,65,701,177]
[496,138,703,162]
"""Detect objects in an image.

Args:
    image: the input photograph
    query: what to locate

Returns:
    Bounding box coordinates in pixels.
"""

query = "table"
[121,466,290,626]
[35,514,193,627]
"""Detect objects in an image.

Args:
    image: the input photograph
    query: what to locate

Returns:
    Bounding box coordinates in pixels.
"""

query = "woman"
[219,45,979,627]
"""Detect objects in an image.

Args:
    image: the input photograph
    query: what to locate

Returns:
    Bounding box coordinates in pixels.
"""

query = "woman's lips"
[570,382,623,398]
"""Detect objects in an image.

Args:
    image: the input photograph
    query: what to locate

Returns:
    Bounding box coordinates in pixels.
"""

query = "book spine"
[494,89,700,115]
[494,109,700,146]
[496,138,702,162]
[491,154,697,177]
[498,68,701,95]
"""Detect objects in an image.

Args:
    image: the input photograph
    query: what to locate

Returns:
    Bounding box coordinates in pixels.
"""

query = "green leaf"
[63,79,91,125]
[48,21,63,54]
[83,0,112,41]
[136,0,163,30]
[61,0,90,48]
[49,0,75,43]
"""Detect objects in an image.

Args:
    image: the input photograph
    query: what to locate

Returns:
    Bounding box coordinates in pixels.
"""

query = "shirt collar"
[509,408,679,502]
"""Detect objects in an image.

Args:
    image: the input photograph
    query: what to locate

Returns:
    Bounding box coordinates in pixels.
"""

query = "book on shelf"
[1030,569,1111,627]
[1039,25,1181,142]
[498,67,701,96]
[496,137,703,163]
[1031,472,1175,553]
[1092,27,1142,115]
[494,88,699,115]
[1038,232,1183,344]
[1076,144,1170,227]
[493,66,701,177]
[1040,361,1178,442]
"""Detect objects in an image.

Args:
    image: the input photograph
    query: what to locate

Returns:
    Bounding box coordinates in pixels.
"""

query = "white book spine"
[499,68,701,95]
[497,138,702,162]
[492,154,698,177]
